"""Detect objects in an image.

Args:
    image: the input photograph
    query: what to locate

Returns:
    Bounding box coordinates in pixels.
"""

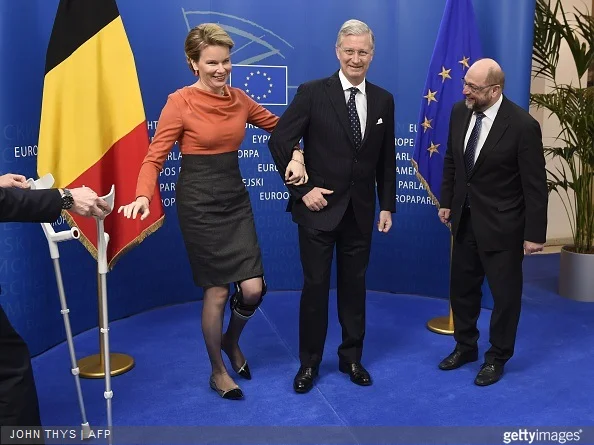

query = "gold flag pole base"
[426,234,456,336]
[78,353,135,379]
[426,315,454,335]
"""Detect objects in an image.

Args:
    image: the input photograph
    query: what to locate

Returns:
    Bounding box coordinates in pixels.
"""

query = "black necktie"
[464,112,485,176]
[347,87,362,149]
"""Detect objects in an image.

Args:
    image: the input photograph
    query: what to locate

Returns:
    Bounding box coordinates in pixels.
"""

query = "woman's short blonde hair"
[184,23,234,72]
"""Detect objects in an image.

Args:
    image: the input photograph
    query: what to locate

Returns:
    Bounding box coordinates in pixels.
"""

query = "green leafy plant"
[531,0,594,253]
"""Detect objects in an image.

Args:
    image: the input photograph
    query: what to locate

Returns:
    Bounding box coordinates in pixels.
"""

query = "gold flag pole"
[427,234,455,335]
[412,159,455,335]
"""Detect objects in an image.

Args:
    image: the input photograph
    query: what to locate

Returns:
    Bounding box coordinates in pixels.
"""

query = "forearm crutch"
[95,185,115,437]
[28,174,91,439]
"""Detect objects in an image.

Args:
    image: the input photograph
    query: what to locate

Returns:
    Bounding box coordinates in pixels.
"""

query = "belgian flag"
[38,0,163,268]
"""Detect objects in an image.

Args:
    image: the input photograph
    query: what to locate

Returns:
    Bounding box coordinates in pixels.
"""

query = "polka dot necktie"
[464,112,485,176]
[347,87,362,149]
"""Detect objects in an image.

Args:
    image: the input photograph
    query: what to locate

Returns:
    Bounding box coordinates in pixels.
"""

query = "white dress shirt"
[464,94,503,162]
[338,69,367,138]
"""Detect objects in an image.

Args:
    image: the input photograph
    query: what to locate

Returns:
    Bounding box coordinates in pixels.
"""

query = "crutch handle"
[27,174,80,257]
[43,224,80,259]
[27,173,54,190]
[49,227,80,243]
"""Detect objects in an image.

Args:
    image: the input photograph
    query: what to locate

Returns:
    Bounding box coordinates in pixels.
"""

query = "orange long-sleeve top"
[135,85,279,201]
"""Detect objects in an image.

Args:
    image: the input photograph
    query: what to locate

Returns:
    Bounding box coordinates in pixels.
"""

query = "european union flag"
[230,64,288,106]
[411,0,483,206]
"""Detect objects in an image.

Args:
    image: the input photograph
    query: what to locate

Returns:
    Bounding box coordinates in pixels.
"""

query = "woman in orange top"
[118,23,307,400]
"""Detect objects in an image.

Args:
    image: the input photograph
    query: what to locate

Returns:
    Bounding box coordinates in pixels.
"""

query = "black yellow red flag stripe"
[38,0,164,268]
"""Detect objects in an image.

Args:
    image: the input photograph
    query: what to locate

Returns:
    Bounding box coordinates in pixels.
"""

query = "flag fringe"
[61,211,165,270]
[61,210,99,260]
[411,159,441,209]
[108,215,165,269]
[411,159,452,232]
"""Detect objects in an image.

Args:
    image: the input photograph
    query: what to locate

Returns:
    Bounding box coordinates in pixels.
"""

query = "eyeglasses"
[461,79,499,93]
[338,47,371,58]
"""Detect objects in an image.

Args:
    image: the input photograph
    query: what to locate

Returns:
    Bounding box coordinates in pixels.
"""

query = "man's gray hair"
[336,19,375,51]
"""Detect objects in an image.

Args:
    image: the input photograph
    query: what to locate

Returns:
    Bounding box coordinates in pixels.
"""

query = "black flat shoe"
[474,363,504,386]
[293,366,318,394]
[232,361,251,380]
[339,361,372,386]
[209,376,244,400]
[438,349,478,370]
[222,343,252,380]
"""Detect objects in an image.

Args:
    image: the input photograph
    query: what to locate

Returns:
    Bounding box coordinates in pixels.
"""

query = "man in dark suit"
[268,19,395,393]
[438,58,548,386]
[0,173,109,427]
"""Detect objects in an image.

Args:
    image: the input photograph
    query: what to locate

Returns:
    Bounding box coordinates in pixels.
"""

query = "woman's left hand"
[285,155,308,186]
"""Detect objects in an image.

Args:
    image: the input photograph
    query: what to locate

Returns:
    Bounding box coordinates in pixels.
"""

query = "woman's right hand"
[118,196,150,220]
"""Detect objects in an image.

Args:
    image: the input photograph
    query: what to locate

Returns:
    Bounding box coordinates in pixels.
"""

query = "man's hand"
[377,210,392,233]
[524,241,544,255]
[438,208,451,224]
[0,173,29,189]
[302,187,334,211]
[67,187,111,219]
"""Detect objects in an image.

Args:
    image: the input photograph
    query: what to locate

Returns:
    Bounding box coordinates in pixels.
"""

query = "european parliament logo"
[230,65,288,106]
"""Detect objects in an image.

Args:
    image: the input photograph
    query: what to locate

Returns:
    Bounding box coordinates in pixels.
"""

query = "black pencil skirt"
[176,152,264,288]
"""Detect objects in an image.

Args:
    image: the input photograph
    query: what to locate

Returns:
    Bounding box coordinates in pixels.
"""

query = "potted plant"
[530,0,594,301]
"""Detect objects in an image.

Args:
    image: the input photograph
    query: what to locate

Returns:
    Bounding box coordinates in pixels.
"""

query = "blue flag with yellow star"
[230,64,288,106]
[411,0,483,206]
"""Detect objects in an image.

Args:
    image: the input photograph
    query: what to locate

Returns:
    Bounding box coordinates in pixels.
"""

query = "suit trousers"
[297,202,372,366]
[0,306,42,427]
[450,207,524,365]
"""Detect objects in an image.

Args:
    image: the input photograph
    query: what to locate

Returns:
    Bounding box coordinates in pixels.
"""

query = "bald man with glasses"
[438,58,548,386]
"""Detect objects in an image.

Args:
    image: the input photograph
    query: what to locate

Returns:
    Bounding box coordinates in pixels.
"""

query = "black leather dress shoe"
[474,363,504,386]
[438,349,478,370]
[339,362,372,386]
[293,366,318,393]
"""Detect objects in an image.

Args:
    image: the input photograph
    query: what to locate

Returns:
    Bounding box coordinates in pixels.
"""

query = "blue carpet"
[32,253,594,430]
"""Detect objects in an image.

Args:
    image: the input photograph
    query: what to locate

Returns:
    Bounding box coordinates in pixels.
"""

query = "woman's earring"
[194,69,198,76]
